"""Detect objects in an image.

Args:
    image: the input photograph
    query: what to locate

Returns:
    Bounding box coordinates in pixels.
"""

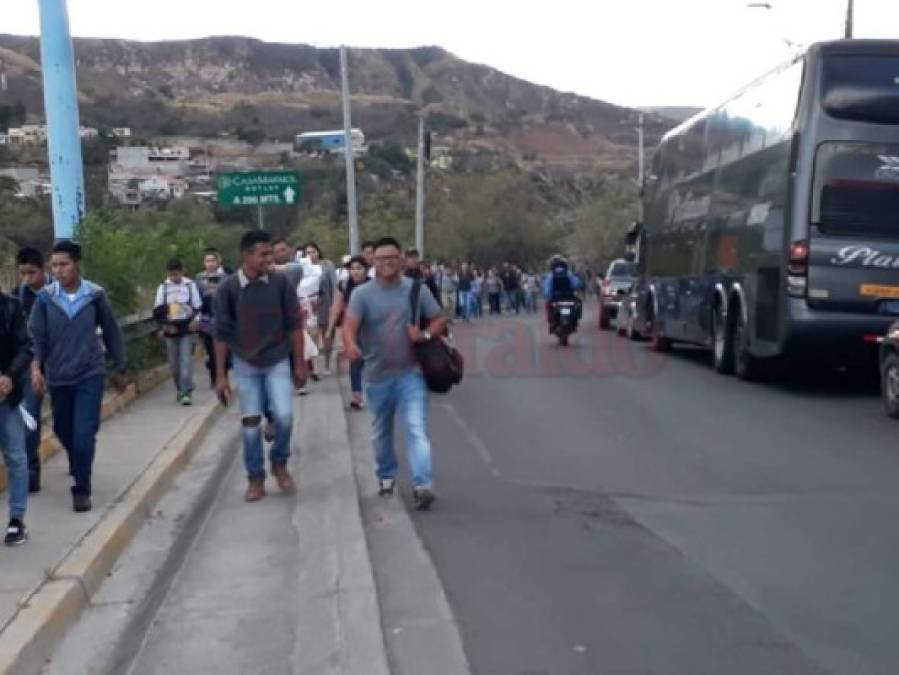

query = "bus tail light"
[787,240,809,298]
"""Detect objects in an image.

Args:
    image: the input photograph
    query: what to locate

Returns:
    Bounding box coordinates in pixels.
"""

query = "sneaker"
[245,477,266,503]
[4,518,27,546]
[377,478,396,497]
[296,386,308,396]
[181,393,193,406]
[413,487,435,511]
[271,464,296,494]
[72,492,92,513]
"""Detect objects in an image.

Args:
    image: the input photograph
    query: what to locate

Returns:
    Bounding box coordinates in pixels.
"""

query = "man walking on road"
[214,230,306,503]
[29,241,127,513]
[14,247,50,492]
[0,286,32,544]
[342,237,447,510]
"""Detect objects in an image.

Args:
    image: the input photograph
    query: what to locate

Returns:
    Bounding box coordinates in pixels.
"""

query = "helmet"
[549,254,568,270]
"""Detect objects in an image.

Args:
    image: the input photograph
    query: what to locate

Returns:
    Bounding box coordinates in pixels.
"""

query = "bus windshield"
[813,142,899,239]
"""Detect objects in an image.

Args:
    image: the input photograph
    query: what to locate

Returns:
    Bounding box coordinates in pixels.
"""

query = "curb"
[0,364,171,495]
[0,395,222,675]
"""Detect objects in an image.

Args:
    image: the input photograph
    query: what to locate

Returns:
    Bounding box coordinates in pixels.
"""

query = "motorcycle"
[550,299,580,346]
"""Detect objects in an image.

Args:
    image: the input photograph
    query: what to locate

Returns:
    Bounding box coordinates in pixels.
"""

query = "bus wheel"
[733,309,763,381]
[883,353,899,419]
[712,304,734,374]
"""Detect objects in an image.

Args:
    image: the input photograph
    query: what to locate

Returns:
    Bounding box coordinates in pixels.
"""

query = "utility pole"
[637,112,645,222]
[414,116,426,255]
[844,0,854,39]
[38,0,85,241]
[257,204,264,230]
[340,46,360,254]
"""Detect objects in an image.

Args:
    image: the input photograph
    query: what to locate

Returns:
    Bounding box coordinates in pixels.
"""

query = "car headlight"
[890,328,899,340]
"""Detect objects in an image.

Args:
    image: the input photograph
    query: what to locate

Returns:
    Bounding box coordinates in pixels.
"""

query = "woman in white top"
[298,243,337,376]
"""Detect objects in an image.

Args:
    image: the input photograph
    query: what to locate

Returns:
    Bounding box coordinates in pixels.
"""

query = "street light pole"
[414,116,425,255]
[38,0,86,241]
[637,113,645,222]
[844,0,854,39]
[340,46,360,254]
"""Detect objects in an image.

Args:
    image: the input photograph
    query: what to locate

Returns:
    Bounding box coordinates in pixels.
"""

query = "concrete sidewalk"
[44,372,391,675]
[0,366,219,674]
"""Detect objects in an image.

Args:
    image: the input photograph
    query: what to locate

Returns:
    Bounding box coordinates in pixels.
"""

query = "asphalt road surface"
[403,306,898,675]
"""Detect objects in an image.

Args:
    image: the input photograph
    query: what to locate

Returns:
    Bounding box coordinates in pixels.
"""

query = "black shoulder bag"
[410,280,463,394]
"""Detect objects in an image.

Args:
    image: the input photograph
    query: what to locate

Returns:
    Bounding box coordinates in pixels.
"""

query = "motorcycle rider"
[543,255,583,333]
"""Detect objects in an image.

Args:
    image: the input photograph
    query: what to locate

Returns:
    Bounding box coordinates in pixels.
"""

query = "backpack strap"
[409,279,423,328]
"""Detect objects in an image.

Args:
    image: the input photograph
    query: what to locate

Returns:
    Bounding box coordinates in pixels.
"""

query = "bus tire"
[733,307,763,381]
[883,353,899,419]
[712,304,734,374]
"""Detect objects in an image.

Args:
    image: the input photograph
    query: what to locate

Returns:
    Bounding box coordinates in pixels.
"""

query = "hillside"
[0,35,669,172]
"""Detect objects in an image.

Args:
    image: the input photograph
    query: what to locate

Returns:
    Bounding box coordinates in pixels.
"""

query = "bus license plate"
[860,284,899,299]
[560,307,572,316]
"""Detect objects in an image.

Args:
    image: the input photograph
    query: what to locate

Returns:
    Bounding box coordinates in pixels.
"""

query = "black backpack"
[551,265,574,299]
[410,280,463,394]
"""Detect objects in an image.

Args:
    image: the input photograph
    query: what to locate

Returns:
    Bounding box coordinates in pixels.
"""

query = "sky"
[4,0,899,108]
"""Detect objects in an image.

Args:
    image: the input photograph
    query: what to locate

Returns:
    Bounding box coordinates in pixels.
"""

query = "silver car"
[598,259,636,331]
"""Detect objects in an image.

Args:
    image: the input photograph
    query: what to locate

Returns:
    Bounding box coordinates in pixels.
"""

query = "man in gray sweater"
[214,230,307,502]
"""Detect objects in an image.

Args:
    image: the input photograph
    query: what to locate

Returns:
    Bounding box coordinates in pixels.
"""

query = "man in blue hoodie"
[29,241,127,513]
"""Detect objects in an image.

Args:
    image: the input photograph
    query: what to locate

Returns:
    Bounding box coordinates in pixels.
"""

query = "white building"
[111,127,132,138]
[79,126,99,139]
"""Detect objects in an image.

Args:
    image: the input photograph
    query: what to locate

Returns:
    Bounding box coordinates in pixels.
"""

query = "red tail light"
[787,240,809,298]
[788,240,809,275]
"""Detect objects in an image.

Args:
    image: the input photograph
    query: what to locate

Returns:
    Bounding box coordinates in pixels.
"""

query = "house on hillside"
[111,127,132,139]
[108,145,191,207]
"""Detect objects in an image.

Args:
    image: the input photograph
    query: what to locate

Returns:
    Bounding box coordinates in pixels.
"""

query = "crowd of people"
[0,229,594,548]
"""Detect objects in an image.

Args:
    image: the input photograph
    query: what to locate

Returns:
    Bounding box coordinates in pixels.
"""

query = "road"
[402,306,898,675]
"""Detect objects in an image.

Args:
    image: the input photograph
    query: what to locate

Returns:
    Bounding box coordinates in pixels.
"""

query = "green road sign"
[217,171,301,207]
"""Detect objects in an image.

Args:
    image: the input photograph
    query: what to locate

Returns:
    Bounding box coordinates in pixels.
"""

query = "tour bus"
[630,40,899,379]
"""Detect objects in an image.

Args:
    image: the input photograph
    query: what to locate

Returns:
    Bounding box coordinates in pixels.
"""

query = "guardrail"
[120,309,158,343]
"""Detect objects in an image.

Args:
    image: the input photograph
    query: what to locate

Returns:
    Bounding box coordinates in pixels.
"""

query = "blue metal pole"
[38,0,85,241]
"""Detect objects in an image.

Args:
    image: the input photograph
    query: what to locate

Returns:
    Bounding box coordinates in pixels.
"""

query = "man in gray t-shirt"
[344,237,447,510]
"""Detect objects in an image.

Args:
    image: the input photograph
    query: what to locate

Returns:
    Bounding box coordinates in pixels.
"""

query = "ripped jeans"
[232,356,294,479]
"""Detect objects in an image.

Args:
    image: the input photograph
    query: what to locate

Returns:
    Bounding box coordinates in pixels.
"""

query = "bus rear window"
[822,55,899,124]
[813,142,899,239]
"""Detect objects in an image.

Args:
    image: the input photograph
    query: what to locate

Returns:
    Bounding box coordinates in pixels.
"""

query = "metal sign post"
[38,0,86,241]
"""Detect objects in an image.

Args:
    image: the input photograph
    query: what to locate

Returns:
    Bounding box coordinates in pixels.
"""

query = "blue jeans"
[350,358,364,394]
[233,356,293,479]
[0,402,28,519]
[50,374,105,496]
[366,370,432,488]
[22,379,43,478]
[458,291,471,320]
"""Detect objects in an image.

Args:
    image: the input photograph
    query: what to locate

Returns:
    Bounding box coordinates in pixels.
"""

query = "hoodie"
[29,280,127,387]
[0,293,32,407]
